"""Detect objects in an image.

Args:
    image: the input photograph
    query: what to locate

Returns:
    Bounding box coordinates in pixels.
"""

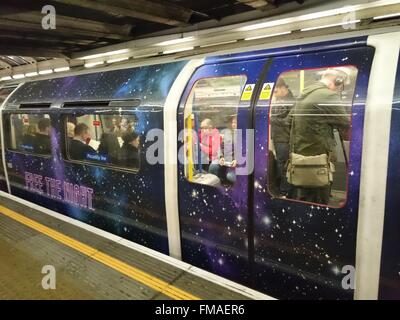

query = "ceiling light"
[238,6,357,31]
[106,57,129,64]
[156,37,195,46]
[54,67,70,72]
[0,76,12,81]
[38,69,53,75]
[12,74,25,79]
[245,31,292,41]
[163,47,194,54]
[200,40,238,48]
[25,72,38,77]
[80,49,130,60]
[84,61,104,68]
[373,12,400,20]
[301,20,360,32]
[133,53,159,59]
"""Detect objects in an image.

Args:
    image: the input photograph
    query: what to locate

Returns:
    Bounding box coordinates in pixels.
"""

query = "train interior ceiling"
[0,0,400,301]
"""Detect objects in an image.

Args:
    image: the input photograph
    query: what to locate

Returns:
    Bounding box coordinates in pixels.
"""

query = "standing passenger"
[270,78,295,197]
[119,132,140,168]
[33,118,51,154]
[290,68,350,204]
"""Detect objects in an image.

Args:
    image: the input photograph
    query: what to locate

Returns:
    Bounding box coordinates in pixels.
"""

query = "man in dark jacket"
[33,118,51,154]
[270,78,295,196]
[290,68,350,204]
[69,123,96,160]
[119,132,140,168]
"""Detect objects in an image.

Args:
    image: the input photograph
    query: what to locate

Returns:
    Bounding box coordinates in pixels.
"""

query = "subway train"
[0,26,399,300]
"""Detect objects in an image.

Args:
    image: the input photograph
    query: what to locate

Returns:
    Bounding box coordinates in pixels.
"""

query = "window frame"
[62,110,142,174]
[266,65,359,209]
[5,110,53,159]
[182,73,248,187]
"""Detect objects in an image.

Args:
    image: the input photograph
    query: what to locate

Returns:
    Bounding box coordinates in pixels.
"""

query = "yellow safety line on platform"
[0,205,200,300]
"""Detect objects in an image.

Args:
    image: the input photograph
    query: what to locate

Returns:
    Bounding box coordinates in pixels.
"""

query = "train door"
[253,45,375,299]
[177,58,268,285]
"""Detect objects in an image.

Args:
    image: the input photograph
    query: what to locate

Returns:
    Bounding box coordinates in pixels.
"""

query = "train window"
[268,66,358,207]
[9,113,52,155]
[183,75,247,187]
[65,114,140,170]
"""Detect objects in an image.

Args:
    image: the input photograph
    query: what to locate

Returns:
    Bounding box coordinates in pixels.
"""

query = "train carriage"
[0,27,399,300]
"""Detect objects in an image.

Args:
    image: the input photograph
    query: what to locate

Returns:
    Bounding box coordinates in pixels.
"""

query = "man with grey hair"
[289,67,351,204]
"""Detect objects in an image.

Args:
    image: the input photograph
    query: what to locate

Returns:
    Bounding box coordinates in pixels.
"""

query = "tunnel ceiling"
[0,0,326,70]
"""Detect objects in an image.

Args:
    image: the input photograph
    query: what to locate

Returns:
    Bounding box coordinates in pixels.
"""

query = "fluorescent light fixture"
[163,47,194,55]
[0,76,12,81]
[133,52,159,59]
[200,40,238,48]
[106,57,129,64]
[373,12,400,20]
[245,31,292,41]
[38,69,53,75]
[80,49,130,60]
[156,36,195,46]
[301,20,360,32]
[12,74,25,79]
[238,6,357,31]
[54,67,70,72]
[25,72,38,77]
[84,61,104,68]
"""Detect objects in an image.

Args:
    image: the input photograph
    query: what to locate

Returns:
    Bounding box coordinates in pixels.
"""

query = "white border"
[0,83,23,193]
[355,31,400,300]
[0,191,274,300]
[163,58,204,260]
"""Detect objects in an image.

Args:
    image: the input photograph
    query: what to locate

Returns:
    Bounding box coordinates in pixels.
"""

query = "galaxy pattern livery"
[4,61,187,255]
[178,38,374,299]
[7,61,186,106]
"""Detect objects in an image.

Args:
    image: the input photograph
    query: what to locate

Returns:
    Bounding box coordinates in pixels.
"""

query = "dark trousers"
[296,185,331,205]
[275,142,291,195]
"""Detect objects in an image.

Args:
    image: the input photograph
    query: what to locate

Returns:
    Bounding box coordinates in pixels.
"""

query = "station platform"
[0,193,268,300]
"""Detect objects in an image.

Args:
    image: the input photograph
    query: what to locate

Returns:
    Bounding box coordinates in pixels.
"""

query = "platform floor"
[0,195,254,300]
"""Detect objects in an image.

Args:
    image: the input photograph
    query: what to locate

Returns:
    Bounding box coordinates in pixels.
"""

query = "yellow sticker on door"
[259,82,274,100]
[241,84,255,101]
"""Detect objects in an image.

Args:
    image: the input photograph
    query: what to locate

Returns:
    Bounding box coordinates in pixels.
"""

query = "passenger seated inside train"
[209,116,238,185]
[69,123,97,160]
[21,124,38,150]
[33,118,52,154]
[119,132,140,168]
[199,118,221,172]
